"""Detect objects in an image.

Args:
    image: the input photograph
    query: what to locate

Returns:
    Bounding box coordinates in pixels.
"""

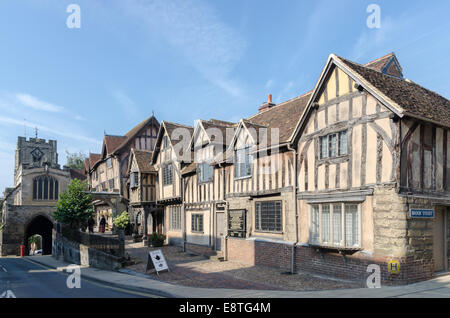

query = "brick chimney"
[258,94,276,112]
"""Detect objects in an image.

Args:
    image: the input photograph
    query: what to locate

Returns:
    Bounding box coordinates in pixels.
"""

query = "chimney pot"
[268,94,272,103]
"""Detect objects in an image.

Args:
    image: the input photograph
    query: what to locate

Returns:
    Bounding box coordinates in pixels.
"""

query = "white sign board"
[146,249,169,274]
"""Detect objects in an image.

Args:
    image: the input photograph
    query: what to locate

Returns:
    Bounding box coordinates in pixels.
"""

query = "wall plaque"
[228,210,246,238]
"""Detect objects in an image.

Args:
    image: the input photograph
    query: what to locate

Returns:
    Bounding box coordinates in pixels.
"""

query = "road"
[0,257,157,298]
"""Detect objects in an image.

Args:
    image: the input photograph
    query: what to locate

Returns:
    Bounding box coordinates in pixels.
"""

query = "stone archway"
[24,215,53,255]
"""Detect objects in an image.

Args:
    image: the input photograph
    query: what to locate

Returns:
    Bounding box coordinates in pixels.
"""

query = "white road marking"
[0,265,7,272]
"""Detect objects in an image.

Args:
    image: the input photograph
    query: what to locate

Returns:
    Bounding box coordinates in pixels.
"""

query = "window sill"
[309,243,361,255]
[191,231,204,234]
[254,230,283,235]
[234,175,252,181]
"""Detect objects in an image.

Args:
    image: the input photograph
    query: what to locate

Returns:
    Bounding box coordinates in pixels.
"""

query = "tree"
[65,151,87,170]
[54,179,94,229]
[113,211,130,230]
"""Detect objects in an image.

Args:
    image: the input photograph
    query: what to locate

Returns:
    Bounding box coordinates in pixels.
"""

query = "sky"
[0,0,449,193]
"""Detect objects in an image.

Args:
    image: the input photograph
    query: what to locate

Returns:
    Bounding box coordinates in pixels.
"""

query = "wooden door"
[215,212,225,251]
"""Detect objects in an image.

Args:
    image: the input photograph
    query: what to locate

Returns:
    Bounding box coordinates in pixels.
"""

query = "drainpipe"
[287,143,298,274]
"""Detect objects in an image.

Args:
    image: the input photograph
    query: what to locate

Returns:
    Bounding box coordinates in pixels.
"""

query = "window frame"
[234,146,252,180]
[32,176,59,201]
[106,158,112,169]
[319,130,348,160]
[255,200,283,233]
[309,202,361,248]
[162,164,173,186]
[169,206,182,231]
[191,213,204,233]
[198,162,214,184]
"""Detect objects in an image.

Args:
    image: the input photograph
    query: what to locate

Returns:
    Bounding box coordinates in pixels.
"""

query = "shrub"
[113,211,130,230]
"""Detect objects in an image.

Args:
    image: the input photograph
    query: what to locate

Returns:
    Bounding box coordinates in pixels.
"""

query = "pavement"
[19,255,450,298]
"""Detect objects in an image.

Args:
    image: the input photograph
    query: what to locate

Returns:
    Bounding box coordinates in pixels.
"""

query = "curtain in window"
[345,204,359,246]
[321,204,330,243]
[311,205,320,243]
[333,204,342,245]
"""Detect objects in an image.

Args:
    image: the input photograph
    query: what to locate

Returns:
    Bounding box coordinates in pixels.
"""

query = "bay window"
[310,203,360,248]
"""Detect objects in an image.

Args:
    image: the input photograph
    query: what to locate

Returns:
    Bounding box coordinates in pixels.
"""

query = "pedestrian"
[99,214,106,233]
[88,217,94,234]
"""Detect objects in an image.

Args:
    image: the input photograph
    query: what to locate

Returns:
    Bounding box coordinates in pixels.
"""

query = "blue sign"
[410,209,434,218]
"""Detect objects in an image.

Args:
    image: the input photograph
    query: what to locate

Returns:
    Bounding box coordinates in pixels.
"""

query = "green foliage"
[65,151,87,170]
[147,232,166,242]
[28,234,40,245]
[54,179,94,229]
[113,211,130,229]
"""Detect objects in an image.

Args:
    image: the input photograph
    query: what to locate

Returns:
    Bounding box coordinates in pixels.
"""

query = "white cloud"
[15,93,64,113]
[116,0,247,97]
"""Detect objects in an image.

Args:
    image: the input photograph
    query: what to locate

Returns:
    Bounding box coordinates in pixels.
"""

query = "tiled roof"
[181,162,197,175]
[200,119,236,146]
[88,153,101,170]
[132,149,155,173]
[104,135,127,155]
[246,92,312,144]
[70,168,86,180]
[114,116,159,154]
[338,56,450,128]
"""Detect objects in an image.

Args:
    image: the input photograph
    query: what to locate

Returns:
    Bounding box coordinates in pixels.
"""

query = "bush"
[113,211,130,230]
[147,233,166,246]
[54,179,94,229]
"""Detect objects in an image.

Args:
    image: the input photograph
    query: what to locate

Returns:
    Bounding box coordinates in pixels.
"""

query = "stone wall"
[52,225,124,271]
[0,204,55,256]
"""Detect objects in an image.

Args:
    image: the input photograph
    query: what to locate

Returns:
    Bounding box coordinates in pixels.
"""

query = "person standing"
[88,217,95,234]
[99,214,106,233]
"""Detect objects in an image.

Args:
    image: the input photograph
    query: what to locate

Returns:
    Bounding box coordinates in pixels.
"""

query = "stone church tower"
[1,136,71,256]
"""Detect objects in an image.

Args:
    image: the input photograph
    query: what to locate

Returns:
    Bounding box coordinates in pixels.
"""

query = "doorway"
[433,208,448,273]
[215,212,225,251]
[25,215,53,255]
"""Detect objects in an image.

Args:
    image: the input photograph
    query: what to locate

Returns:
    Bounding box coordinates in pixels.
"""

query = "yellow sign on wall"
[388,260,401,274]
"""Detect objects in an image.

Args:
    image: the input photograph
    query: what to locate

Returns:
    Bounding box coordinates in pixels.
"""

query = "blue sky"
[0,0,449,192]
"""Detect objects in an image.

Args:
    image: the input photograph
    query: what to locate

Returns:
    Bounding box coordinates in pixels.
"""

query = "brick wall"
[225,237,434,285]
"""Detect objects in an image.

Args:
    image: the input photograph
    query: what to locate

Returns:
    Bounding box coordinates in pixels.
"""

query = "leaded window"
[170,206,182,231]
[33,176,59,201]
[191,214,204,233]
[319,131,348,159]
[309,203,360,248]
[198,162,213,183]
[235,146,252,179]
[163,164,173,186]
[255,201,282,232]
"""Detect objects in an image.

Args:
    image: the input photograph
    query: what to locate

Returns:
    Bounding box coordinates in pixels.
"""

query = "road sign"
[146,249,169,275]
[410,209,434,218]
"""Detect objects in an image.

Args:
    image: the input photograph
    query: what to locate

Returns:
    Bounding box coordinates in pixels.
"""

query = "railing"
[57,223,124,257]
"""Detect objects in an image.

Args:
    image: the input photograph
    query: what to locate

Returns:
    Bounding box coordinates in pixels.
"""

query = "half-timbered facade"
[127,149,157,241]
[152,121,194,246]
[181,119,235,254]
[290,53,450,284]
[220,94,310,265]
[85,116,159,231]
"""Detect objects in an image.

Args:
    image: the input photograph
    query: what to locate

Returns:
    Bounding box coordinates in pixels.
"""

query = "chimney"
[258,94,276,112]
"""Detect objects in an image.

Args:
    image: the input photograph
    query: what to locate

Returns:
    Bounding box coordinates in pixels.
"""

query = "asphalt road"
[0,257,157,298]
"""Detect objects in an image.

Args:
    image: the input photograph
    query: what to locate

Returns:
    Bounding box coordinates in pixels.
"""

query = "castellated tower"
[14,137,60,186]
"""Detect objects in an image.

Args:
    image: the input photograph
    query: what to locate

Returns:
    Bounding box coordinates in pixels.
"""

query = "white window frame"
[309,202,361,248]
[170,206,182,231]
[234,146,252,179]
